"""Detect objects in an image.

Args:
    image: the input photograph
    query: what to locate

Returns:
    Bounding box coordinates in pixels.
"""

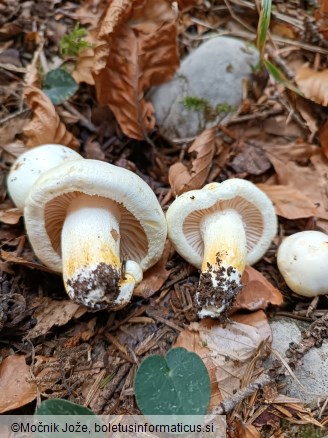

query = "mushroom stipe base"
[195,253,242,323]
[66,262,120,310]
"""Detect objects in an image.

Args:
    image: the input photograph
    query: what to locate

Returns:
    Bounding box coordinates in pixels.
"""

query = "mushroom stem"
[61,194,141,310]
[196,209,247,318]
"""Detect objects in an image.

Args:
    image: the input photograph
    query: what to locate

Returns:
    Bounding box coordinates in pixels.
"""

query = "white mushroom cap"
[24,159,167,310]
[167,179,277,268]
[7,144,82,209]
[277,231,328,297]
[166,179,277,318]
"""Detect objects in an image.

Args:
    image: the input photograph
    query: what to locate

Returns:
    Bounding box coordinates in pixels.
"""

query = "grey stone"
[266,317,328,406]
[149,37,259,141]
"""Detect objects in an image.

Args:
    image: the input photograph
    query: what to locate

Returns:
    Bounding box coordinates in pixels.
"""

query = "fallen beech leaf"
[93,0,179,139]
[0,207,22,224]
[72,31,97,85]
[233,266,283,312]
[230,143,271,176]
[263,141,318,162]
[0,249,58,273]
[295,67,328,106]
[177,0,202,11]
[169,127,216,195]
[84,137,106,160]
[134,240,172,298]
[257,183,320,219]
[174,311,272,403]
[23,85,80,149]
[0,355,37,413]
[26,297,87,339]
[72,47,95,85]
[267,153,328,221]
[236,421,261,438]
[319,119,328,159]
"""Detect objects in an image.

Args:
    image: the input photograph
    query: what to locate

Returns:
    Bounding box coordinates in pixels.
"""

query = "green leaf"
[36,399,95,415]
[257,0,272,57]
[134,347,210,416]
[35,399,103,438]
[264,59,303,95]
[43,69,78,105]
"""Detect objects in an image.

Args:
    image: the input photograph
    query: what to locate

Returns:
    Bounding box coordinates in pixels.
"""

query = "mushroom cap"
[166,179,277,269]
[277,231,328,297]
[24,159,167,273]
[7,144,82,209]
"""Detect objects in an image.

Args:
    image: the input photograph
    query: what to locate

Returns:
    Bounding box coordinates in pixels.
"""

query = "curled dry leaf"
[267,153,328,221]
[233,266,283,312]
[0,355,37,413]
[93,0,179,139]
[72,30,97,85]
[174,311,272,404]
[72,47,95,85]
[257,183,321,220]
[236,421,261,438]
[177,0,203,11]
[319,119,328,160]
[134,240,172,298]
[0,207,22,224]
[169,127,216,195]
[23,86,80,149]
[0,249,58,274]
[295,67,328,106]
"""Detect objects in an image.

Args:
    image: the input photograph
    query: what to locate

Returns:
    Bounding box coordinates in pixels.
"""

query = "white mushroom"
[277,231,328,297]
[23,159,167,310]
[7,144,82,209]
[166,179,277,319]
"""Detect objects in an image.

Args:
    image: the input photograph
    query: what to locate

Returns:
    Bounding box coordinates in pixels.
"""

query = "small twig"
[212,373,271,415]
[62,101,97,132]
[212,312,328,415]
[0,63,26,73]
[226,108,284,125]
[223,0,256,33]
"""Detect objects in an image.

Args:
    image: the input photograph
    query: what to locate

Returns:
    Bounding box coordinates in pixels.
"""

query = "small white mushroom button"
[166,179,277,320]
[7,144,82,209]
[277,231,328,297]
[22,159,167,310]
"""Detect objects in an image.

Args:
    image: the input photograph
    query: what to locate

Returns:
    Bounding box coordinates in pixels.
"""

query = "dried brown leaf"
[233,266,283,312]
[23,86,80,149]
[26,297,87,339]
[295,67,328,106]
[134,240,172,298]
[177,0,202,11]
[72,31,97,85]
[93,0,179,139]
[0,207,22,224]
[236,421,261,438]
[267,153,328,221]
[230,143,271,175]
[257,183,321,219]
[319,119,328,160]
[0,249,58,273]
[0,355,37,413]
[169,127,216,195]
[72,48,95,85]
[174,311,272,403]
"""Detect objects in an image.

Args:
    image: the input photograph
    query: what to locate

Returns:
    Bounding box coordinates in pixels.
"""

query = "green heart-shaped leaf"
[43,68,78,105]
[36,399,94,415]
[134,347,210,416]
